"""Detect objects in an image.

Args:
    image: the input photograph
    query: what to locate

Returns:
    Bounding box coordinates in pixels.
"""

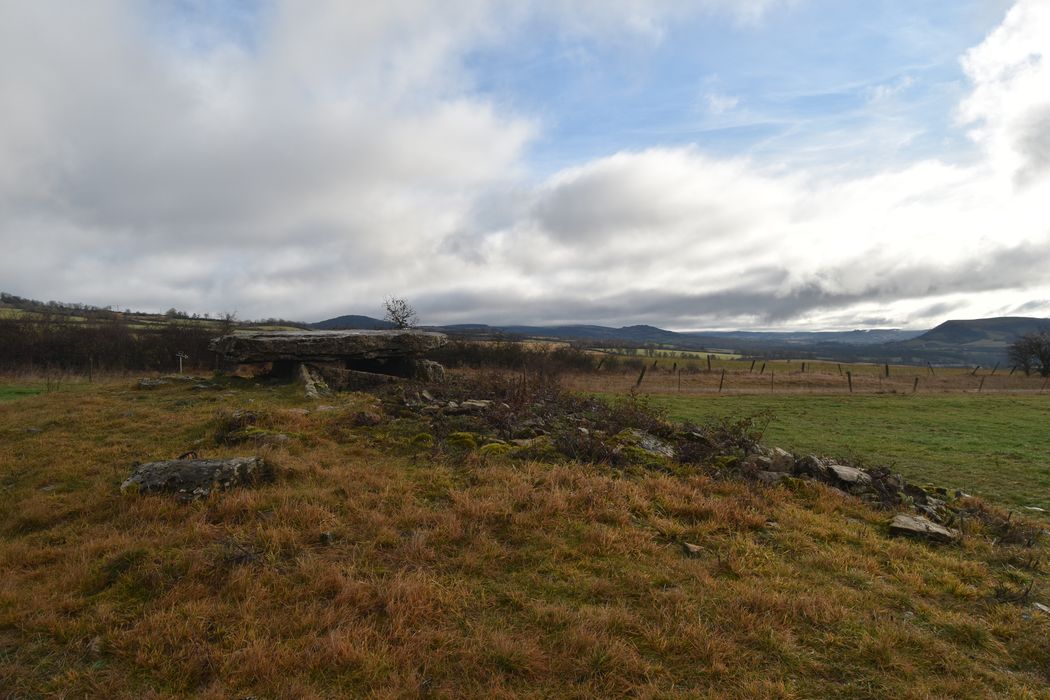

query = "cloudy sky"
[1,0,1048,329]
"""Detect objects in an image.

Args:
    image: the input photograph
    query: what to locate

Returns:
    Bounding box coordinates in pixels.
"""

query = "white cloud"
[705,92,740,114]
[868,75,915,104]
[0,0,1048,329]
[958,0,1050,185]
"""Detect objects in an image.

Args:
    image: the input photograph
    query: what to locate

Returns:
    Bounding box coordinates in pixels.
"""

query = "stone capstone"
[121,457,272,501]
[209,330,447,363]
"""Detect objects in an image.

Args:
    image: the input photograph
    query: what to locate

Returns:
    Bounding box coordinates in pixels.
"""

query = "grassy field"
[0,377,1047,697]
[568,363,1050,395]
[644,393,1050,513]
[0,383,45,401]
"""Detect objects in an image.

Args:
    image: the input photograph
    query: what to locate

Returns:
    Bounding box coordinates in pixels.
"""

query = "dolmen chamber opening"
[208,330,448,395]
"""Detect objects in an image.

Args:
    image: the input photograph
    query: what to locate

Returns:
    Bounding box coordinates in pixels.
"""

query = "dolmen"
[209,330,447,395]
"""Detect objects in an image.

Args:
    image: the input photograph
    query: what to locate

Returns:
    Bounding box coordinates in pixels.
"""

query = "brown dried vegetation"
[0,375,1047,698]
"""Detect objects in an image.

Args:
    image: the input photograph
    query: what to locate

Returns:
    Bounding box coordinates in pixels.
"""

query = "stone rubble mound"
[391,388,1024,545]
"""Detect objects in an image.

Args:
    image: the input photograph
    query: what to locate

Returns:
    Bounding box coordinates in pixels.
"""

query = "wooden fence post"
[707,355,712,372]
[912,377,919,393]
[971,366,980,376]
[884,363,890,378]
[770,371,774,393]
[759,362,766,375]
[978,377,985,392]
[990,362,999,376]
[718,368,726,393]
[749,359,756,373]
[847,371,853,393]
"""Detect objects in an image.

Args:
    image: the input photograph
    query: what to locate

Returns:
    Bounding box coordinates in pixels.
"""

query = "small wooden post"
[801,362,806,373]
[759,362,766,375]
[912,377,919,393]
[990,362,999,376]
[884,363,890,378]
[677,369,682,393]
[971,365,980,376]
[1009,366,1017,376]
[978,377,986,392]
[837,363,843,375]
[770,371,774,393]
[749,359,756,373]
[635,365,647,388]
[718,368,726,393]
[847,371,853,393]
[927,362,935,376]
[707,355,712,372]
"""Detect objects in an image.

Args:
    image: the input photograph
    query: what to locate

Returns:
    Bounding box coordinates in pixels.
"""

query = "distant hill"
[431,323,923,347]
[879,317,1050,366]
[911,317,1049,346]
[311,314,396,330]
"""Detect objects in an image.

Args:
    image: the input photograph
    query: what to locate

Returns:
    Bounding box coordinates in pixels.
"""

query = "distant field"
[645,393,1050,513]
[567,361,1048,394]
[594,347,743,360]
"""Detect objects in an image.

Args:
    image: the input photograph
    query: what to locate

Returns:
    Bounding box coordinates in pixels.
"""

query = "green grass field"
[648,393,1050,513]
[0,383,44,401]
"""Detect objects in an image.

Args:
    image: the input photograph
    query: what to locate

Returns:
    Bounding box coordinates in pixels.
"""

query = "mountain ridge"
[310,314,1050,366]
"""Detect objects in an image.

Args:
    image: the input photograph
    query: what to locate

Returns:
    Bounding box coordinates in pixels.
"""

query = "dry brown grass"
[1,376,1048,698]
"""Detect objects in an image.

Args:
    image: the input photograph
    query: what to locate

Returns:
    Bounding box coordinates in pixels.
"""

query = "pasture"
[648,393,1050,513]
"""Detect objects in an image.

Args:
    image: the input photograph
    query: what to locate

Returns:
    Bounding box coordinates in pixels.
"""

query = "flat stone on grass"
[121,457,272,501]
[889,513,960,544]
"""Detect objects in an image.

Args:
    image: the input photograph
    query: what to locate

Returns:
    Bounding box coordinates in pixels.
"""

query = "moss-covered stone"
[410,432,435,448]
[479,442,512,457]
[446,432,478,450]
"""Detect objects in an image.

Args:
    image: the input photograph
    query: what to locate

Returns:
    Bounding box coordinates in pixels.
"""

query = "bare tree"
[1008,330,1050,377]
[382,297,418,329]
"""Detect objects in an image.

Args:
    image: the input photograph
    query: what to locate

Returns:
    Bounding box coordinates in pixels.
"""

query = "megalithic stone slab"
[121,457,273,501]
[888,514,960,544]
[208,330,447,363]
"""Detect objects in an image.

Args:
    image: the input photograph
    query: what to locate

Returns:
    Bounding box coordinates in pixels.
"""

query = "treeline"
[0,315,228,373]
